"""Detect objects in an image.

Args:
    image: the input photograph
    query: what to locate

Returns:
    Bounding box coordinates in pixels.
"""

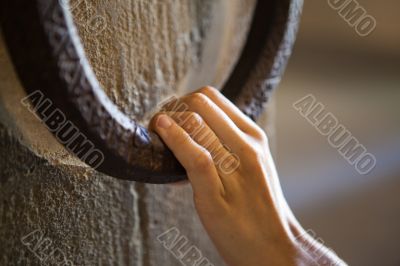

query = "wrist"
[287,221,347,266]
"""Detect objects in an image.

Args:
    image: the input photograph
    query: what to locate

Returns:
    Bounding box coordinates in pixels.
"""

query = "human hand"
[150,86,346,266]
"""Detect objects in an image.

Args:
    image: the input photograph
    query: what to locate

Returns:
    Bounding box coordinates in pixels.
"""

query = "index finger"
[150,114,225,198]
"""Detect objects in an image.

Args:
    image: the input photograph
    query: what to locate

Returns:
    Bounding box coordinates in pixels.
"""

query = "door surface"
[1,0,302,183]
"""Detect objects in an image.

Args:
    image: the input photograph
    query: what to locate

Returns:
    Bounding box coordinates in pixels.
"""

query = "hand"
[150,86,346,266]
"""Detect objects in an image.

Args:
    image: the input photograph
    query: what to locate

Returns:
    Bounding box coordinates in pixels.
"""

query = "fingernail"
[156,114,172,129]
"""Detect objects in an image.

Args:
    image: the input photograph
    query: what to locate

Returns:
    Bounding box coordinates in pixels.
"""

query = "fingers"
[167,111,227,164]
[195,86,262,134]
[163,92,248,154]
[167,111,240,177]
[195,86,267,140]
[151,114,225,198]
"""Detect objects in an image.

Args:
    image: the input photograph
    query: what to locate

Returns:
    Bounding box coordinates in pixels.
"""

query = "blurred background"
[274,1,400,265]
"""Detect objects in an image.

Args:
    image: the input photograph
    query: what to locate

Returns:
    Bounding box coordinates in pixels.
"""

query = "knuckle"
[247,146,260,161]
[188,93,208,108]
[192,150,214,170]
[252,128,269,143]
[186,112,203,124]
[181,112,204,134]
[240,141,264,163]
[198,86,218,95]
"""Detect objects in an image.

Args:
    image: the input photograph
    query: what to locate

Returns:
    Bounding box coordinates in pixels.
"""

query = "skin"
[150,86,347,266]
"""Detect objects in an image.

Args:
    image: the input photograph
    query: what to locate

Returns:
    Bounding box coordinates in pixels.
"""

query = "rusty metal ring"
[0,0,302,183]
